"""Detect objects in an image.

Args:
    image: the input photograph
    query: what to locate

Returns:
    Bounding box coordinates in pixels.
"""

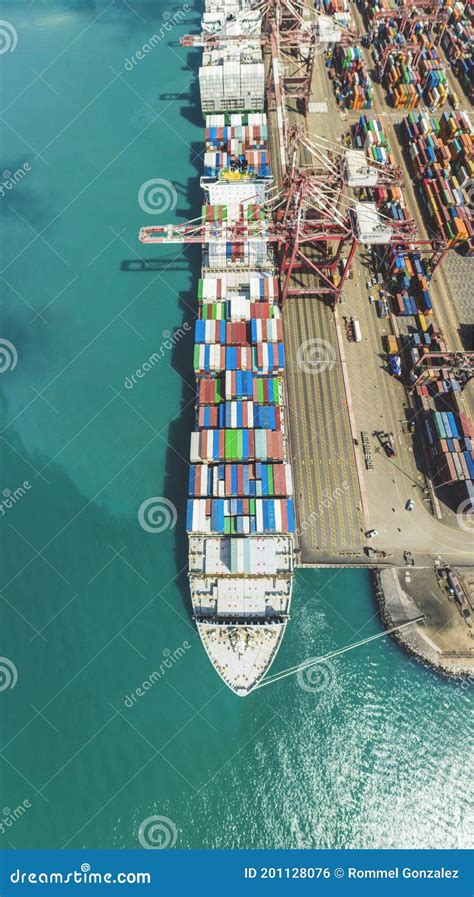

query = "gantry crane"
[181,0,360,117]
[368,1,452,81]
[145,0,449,308]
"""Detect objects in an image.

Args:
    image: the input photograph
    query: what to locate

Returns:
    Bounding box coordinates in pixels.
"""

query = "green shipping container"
[268,465,274,496]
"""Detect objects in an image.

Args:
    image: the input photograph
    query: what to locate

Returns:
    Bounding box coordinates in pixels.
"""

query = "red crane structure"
[143,1,449,310]
[367,2,452,81]
[181,0,360,118]
[139,131,447,310]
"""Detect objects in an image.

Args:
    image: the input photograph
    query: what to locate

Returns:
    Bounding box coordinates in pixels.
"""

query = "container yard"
[327,45,373,110]
[402,110,473,253]
[140,0,474,687]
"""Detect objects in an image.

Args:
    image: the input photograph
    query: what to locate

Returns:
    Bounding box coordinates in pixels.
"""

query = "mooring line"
[254,617,425,689]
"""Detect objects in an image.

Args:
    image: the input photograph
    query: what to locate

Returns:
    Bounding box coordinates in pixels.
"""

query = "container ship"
[185,0,295,695]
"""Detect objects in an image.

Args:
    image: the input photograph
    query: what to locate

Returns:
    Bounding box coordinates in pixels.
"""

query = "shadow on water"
[162,243,201,615]
[116,23,209,615]
[158,51,203,128]
[120,248,199,618]
[120,62,204,613]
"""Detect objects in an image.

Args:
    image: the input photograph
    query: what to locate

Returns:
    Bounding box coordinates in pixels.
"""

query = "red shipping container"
[248,430,255,459]
[281,499,288,533]
[459,412,474,439]
[251,303,271,319]
[237,323,249,345]
[276,432,284,460]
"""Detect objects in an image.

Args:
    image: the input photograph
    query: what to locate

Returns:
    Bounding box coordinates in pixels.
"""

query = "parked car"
[366,529,378,538]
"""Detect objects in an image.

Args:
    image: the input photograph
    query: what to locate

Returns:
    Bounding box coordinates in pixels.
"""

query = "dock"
[265,15,474,577]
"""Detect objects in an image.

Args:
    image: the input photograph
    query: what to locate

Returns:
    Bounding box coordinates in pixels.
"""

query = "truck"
[352,318,362,342]
[389,355,402,376]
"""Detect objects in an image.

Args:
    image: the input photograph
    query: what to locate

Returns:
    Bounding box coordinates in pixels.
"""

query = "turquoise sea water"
[0,1,472,850]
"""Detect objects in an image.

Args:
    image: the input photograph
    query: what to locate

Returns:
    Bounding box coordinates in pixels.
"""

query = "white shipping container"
[275,500,282,534]
[190,432,199,464]
[256,500,263,532]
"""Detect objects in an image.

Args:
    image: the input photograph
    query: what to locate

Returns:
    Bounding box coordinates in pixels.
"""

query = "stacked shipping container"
[327,45,373,110]
[424,411,474,486]
[440,0,474,102]
[188,263,294,534]
[204,113,271,180]
[402,111,473,253]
